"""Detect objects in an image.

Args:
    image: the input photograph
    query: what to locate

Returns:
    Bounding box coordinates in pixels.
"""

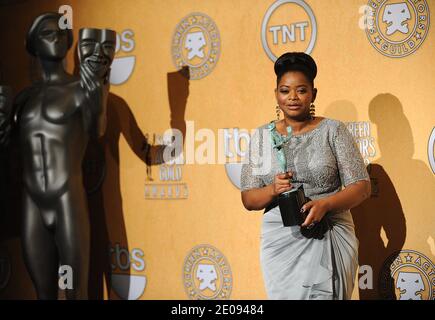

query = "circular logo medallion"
[379,250,434,300]
[183,244,232,299]
[365,0,430,58]
[172,13,221,80]
[261,0,317,62]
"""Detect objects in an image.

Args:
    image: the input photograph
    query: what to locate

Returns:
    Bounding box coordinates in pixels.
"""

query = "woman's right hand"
[271,171,293,196]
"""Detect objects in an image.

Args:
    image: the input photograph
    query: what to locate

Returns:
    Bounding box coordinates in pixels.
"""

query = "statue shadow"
[323,99,406,300]
[83,65,189,300]
[84,92,144,300]
[167,66,189,142]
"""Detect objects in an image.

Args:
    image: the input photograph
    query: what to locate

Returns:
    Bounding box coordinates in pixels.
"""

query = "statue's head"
[26,12,73,60]
[78,28,116,78]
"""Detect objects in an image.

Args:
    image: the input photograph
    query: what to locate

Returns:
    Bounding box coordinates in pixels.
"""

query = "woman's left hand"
[300,198,331,228]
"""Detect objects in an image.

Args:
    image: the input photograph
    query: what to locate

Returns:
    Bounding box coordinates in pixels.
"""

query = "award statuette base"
[278,186,308,227]
[278,186,332,240]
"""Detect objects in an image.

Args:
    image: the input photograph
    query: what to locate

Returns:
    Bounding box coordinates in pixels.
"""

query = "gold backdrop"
[0,0,434,300]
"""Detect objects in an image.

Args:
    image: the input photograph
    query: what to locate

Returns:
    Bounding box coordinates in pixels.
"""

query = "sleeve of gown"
[332,121,370,187]
[241,128,266,191]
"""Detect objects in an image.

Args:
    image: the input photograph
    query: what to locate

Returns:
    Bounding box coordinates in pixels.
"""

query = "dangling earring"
[276,105,280,120]
[309,103,316,120]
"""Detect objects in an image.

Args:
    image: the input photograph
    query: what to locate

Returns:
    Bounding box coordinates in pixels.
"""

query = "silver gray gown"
[241,118,370,300]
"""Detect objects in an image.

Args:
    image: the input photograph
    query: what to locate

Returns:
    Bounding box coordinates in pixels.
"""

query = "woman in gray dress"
[241,52,371,300]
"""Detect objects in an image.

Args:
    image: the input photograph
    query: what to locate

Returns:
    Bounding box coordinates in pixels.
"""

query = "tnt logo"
[261,0,317,61]
[269,22,309,44]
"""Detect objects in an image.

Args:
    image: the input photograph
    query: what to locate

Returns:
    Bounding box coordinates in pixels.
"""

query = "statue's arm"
[79,64,108,137]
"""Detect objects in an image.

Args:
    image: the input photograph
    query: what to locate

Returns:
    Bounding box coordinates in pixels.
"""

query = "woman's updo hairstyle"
[274,52,317,87]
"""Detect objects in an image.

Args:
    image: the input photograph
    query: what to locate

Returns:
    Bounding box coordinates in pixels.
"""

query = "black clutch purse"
[278,186,331,240]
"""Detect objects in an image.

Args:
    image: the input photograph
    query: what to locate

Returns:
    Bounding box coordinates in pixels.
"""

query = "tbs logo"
[110,29,135,85]
[223,128,251,190]
[110,244,147,300]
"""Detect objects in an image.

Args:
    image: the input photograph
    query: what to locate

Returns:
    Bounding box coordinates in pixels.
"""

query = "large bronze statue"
[14,12,115,299]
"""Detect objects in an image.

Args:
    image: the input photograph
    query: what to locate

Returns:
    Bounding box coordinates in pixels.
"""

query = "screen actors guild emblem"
[365,0,430,58]
[383,2,411,35]
[172,13,221,80]
[379,250,434,299]
[183,244,232,300]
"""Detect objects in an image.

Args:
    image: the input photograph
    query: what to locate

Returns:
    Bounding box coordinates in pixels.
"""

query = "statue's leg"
[22,190,59,300]
[55,188,90,300]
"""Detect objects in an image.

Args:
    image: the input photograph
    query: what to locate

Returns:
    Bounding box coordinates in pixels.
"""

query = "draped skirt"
[260,207,359,300]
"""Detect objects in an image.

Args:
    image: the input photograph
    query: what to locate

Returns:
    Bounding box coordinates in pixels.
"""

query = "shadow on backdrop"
[168,66,189,142]
[83,65,189,300]
[366,93,434,299]
[323,99,406,300]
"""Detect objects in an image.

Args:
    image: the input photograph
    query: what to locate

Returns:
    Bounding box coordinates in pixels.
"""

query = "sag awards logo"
[379,250,435,300]
[110,29,136,85]
[183,244,232,300]
[364,0,430,58]
[110,243,147,300]
[428,127,435,174]
[144,131,188,200]
[172,13,221,80]
[261,0,317,61]
[345,121,377,166]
